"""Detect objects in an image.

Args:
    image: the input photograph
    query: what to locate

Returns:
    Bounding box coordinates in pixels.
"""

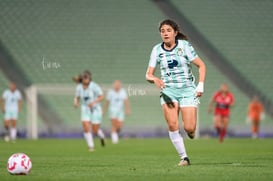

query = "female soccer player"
[1,82,22,142]
[146,19,206,166]
[74,71,106,151]
[247,96,264,139]
[208,83,234,142]
[104,80,130,144]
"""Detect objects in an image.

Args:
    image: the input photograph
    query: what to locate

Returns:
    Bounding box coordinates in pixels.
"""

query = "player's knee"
[184,124,196,133]
[168,122,179,131]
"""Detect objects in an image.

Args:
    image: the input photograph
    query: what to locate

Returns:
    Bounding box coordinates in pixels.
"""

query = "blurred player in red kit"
[208,83,234,142]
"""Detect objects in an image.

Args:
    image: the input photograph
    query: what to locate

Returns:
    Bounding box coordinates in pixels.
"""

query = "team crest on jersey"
[177,48,183,56]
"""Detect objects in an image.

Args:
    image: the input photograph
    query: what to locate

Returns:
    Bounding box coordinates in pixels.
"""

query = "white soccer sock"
[111,132,119,144]
[98,129,105,139]
[169,130,188,159]
[83,132,94,148]
[10,128,17,141]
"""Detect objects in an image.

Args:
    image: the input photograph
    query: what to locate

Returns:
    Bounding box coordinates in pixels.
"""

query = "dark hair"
[82,70,92,81]
[72,70,92,83]
[72,74,82,83]
[159,19,187,40]
[83,70,91,77]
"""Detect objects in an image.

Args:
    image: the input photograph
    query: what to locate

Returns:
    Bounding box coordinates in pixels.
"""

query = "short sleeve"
[17,90,22,100]
[2,90,7,99]
[184,41,198,61]
[148,46,158,68]
[94,83,103,96]
[121,89,128,100]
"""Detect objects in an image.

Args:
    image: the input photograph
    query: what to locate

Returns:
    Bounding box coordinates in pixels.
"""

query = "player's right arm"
[74,97,80,108]
[1,91,6,113]
[145,46,165,89]
[146,67,165,89]
[0,97,5,113]
[74,84,81,108]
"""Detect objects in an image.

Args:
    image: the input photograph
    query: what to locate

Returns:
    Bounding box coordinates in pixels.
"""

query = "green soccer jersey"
[148,40,198,89]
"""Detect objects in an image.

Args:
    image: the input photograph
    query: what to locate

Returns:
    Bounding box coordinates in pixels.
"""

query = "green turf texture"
[0,138,272,181]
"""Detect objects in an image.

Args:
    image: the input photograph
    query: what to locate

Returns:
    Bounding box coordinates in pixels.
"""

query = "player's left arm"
[88,85,104,108]
[18,100,22,112]
[124,98,131,115]
[89,95,104,108]
[230,93,235,107]
[192,57,206,97]
[18,91,22,112]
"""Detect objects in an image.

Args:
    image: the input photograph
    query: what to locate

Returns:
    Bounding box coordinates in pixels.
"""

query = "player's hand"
[88,102,95,108]
[74,99,79,108]
[195,82,204,97]
[154,78,165,89]
[196,92,203,97]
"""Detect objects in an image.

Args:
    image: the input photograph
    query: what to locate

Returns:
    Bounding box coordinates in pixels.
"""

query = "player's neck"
[83,84,89,89]
[164,41,176,50]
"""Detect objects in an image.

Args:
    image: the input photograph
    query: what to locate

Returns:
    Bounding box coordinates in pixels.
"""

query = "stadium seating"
[0,0,165,84]
[0,0,272,136]
[172,0,273,100]
[170,0,273,134]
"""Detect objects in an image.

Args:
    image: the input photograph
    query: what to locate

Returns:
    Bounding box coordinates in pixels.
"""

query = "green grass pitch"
[0,138,273,181]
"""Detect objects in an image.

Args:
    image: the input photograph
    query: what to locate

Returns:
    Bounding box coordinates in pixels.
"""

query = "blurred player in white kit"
[1,82,22,142]
[73,70,106,151]
[104,80,130,144]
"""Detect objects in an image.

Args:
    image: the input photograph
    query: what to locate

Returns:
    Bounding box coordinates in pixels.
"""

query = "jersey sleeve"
[17,90,22,100]
[2,90,7,99]
[148,46,158,68]
[184,41,198,62]
[94,83,103,96]
[121,88,128,100]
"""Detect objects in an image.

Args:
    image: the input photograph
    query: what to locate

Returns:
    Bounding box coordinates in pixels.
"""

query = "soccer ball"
[7,153,32,175]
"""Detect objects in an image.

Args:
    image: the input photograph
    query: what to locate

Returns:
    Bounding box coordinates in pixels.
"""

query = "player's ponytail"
[159,19,187,40]
[72,74,83,83]
[176,32,187,40]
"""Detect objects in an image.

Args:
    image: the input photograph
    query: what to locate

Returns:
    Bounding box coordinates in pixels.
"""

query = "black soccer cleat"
[100,138,105,147]
[178,157,190,166]
[187,132,195,139]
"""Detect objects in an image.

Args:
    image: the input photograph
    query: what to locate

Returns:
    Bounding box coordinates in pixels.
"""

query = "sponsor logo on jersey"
[159,53,176,58]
